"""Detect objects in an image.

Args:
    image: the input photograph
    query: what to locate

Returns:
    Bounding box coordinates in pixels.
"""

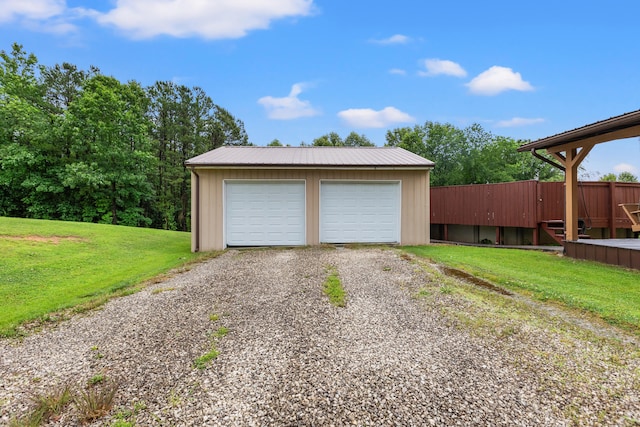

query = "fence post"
[609,181,616,238]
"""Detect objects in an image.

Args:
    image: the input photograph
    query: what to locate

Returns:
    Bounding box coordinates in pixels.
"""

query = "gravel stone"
[0,247,638,426]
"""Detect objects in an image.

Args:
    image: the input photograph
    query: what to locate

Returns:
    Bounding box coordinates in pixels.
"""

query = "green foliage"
[0,43,249,230]
[385,121,562,186]
[600,172,639,183]
[323,266,346,307]
[9,385,72,427]
[312,131,374,147]
[405,245,640,332]
[193,347,220,369]
[74,380,119,424]
[145,81,249,231]
[618,171,638,182]
[214,326,229,338]
[0,217,213,336]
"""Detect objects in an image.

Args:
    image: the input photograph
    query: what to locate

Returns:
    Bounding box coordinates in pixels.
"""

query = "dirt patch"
[441,266,513,295]
[0,235,88,244]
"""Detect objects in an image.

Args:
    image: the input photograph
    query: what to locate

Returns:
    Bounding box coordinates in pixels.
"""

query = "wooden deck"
[565,239,640,270]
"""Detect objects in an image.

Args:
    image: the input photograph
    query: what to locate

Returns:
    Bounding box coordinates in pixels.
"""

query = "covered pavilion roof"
[518,109,640,153]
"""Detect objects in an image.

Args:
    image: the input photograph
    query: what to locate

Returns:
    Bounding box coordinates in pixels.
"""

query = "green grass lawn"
[0,216,212,336]
[405,244,640,332]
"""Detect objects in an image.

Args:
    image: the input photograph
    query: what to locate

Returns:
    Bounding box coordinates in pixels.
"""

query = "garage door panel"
[226,181,305,246]
[320,182,400,243]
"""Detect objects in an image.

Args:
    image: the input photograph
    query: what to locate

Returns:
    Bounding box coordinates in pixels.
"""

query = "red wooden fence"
[430,180,640,234]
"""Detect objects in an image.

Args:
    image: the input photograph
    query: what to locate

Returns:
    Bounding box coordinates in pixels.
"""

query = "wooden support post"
[565,149,579,241]
[550,144,594,242]
[495,226,501,245]
[443,224,449,241]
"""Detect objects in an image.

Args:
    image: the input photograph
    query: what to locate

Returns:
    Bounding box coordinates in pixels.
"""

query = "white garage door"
[320,181,400,243]
[225,181,305,246]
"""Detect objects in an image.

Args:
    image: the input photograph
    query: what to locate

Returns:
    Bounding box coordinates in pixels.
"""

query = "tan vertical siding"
[192,168,430,251]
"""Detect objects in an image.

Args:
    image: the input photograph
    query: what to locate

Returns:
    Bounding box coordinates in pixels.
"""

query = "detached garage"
[185,146,434,252]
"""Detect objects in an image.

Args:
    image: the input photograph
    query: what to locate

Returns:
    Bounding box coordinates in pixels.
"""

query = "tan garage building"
[185,146,434,252]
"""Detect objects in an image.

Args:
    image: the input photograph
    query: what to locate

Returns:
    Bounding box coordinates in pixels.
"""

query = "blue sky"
[2,0,640,178]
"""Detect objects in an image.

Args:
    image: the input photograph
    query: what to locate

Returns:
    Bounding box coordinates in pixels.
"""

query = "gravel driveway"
[1,247,638,426]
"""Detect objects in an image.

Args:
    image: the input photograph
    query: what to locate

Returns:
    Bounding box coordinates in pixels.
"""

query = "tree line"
[384,122,562,186]
[1,42,562,232]
[0,43,248,231]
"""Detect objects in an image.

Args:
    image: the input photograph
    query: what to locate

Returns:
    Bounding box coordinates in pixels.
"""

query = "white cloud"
[94,0,314,39]
[614,163,638,174]
[258,83,320,120]
[0,0,65,22]
[466,66,534,96]
[338,107,415,128]
[495,117,545,128]
[418,59,466,78]
[370,34,411,45]
[389,68,407,76]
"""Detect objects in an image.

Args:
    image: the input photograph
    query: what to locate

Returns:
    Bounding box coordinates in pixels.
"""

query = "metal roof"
[185,146,435,168]
[518,109,640,152]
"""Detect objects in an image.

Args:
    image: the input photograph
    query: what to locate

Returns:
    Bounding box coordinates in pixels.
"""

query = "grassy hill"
[0,217,212,336]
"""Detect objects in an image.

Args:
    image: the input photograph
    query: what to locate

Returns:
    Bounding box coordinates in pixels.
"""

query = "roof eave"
[184,164,434,170]
[517,109,640,152]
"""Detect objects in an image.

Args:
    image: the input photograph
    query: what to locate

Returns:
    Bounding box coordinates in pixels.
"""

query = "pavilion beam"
[545,124,640,153]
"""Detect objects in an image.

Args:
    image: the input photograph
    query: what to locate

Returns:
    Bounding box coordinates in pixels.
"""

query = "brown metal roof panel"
[518,109,640,152]
[185,146,434,167]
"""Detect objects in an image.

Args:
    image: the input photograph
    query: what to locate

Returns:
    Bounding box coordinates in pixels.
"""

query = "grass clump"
[74,379,119,425]
[193,314,228,370]
[405,244,640,333]
[88,373,105,385]
[214,326,229,338]
[9,385,72,427]
[193,347,220,370]
[323,266,346,307]
[151,287,176,295]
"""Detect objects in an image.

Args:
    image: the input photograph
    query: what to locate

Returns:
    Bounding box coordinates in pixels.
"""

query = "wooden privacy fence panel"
[431,180,538,228]
[431,180,640,230]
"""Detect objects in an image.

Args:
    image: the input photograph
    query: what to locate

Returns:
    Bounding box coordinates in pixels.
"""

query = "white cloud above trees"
[0,0,65,22]
[94,0,314,39]
[466,66,534,95]
[418,59,467,78]
[258,83,320,120]
[495,117,545,127]
[614,163,638,174]
[370,34,411,45]
[0,0,80,33]
[1,0,315,39]
[338,107,415,128]
[389,68,407,76]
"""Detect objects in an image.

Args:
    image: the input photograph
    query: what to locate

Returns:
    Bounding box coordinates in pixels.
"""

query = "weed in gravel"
[168,389,182,407]
[323,266,346,307]
[89,373,106,385]
[151,287,176,295]
[9,385,72,427]
[74,379,119,424]
[439,285,453,295]
[193,347,220,369]
[209,313,220,322]
[214,326,229,338]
